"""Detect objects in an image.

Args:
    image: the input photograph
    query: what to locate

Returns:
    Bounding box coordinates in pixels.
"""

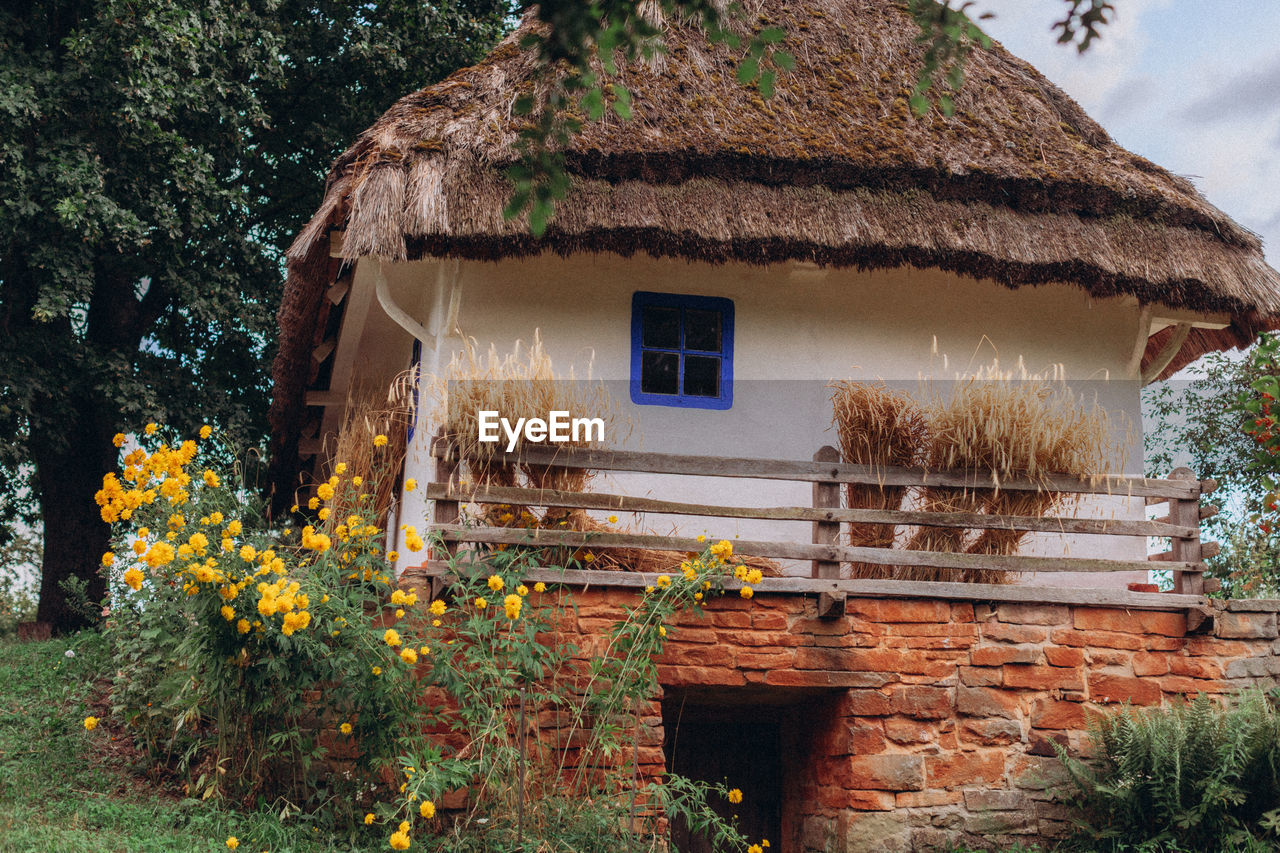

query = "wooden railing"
[420,435,1217,617]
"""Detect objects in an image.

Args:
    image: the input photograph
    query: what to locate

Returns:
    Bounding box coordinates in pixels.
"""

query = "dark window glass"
[683,355,721,397]
[640,351,680,395]
[641,306,681,349]
[683,310,721,352]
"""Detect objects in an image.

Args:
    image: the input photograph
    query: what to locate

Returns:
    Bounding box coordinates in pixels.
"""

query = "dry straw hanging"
[830,381,929,579]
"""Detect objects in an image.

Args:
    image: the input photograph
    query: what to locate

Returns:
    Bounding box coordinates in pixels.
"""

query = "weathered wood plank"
[425,483,1198,538]
[413,562,1207,612]
[429,440,1199,500]
[431,524,1200,574]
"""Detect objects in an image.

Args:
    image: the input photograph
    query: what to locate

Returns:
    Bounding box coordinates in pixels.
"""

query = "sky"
[973,0,1280,268]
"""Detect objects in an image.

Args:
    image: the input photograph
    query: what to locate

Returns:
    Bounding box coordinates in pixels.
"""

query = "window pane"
[683,309,722,352]
[641,351,680,395]
[683,355,720,397]
[641,306,681,349]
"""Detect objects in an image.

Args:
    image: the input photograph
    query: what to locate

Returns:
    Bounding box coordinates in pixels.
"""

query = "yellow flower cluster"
[389,821,412,849]
[503,593,522,620]
[256,579,312,635]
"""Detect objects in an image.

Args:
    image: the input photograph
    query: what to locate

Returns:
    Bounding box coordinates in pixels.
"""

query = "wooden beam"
[1141,322,1192,384]
[431,524,1200,574]
[430,442,1200,500]
[426,483,1197,539]
[413,562,1208,612]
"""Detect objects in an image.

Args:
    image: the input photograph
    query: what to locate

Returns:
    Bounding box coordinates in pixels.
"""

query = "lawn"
[0,633,372,853]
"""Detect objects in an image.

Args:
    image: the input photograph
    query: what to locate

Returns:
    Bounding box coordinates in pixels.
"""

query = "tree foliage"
[0,0,509,630]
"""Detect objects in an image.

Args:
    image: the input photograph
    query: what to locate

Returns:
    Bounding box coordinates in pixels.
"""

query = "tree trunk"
[32,393,117,633]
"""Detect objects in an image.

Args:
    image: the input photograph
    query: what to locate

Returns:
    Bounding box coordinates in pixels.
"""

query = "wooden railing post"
[812,445,845,618]
[1168,467,1203,599]
[430,430,460,593]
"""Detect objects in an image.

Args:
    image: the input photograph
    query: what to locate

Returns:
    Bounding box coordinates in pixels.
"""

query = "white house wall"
[366,252,1153,588]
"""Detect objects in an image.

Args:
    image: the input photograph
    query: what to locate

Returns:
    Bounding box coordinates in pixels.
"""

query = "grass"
[0,633,374,853]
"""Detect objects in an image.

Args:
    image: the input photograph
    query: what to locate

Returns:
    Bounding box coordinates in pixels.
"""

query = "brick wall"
[541,587,1280,853]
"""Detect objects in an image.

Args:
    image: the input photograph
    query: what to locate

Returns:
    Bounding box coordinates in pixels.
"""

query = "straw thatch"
[268,0,1280,507]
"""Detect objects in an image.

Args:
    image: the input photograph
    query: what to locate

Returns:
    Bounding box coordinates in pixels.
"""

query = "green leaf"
[759,70,775,99]
[773,50,795,71]
[736,57,759,84]
[611,84,632,120]
[758,26,785,44]
[909,93,930,116]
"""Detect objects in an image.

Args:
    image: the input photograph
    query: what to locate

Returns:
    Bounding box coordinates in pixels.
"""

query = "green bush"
[1056,691,1280,852]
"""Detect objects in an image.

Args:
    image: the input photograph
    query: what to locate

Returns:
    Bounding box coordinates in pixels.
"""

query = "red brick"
[656,664,746,687]
[971,645,1041,666]
[1088,674,1161,705]
[707,611,751,628]
[960,718,1023,745]
[1030,699,1087,730]
[902,636,977,650]
[1050,629,1182,651]
[766,669,886,688]
[960,665,1003,687]
[736,651,796,670]
[1074,607,1186,637]
[951,602,976,622]
[1169,656,1223,679]
[750,611,790,630]
[841,790,897,811]
[1216,611,1278,639]
[849,721,887,754]
[1003,664,1085,691]
[714,629,802,648]
[1044,646,1086,668]
[1158,675,1228,695]
[896,790,963,807]
[982,623,1049,644]
[1184,637,1250,656]
[843,689,893,716]
[1131,652,1170,676]
[884,622,980,638]
[957,687,1021,719]
[846,754,925,791]
[848,599,951,623]
[1090,649,1133,666]
[843,648,955,677]
[890,685,953,719]
[997,604,1070,625]
[885,717,936,744]
[926,751,1005,787]
[658,644,734,667]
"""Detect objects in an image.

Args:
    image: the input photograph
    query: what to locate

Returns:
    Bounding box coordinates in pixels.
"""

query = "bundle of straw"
[321,382,413,532]
[906,364,1116,583]
[830,381,929,579]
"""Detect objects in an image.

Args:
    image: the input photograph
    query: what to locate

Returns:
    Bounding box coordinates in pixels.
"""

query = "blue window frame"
[630,291,733,410]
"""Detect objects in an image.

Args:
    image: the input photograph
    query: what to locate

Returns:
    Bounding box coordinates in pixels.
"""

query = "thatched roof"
[269,0,1280,506]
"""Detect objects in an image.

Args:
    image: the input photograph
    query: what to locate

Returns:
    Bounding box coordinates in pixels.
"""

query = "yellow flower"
[316,482,335,501]
[123,568,144,591]
[710,539,733,560]
[391,590,407,605]
[373,434,388,447]
[534,582,546,593]
[503,593,522,620]
[226,519,242,536]
[307,496,319,510]
[340,722,353,735]
[404,526,424,552]
[608,514,618,524]
[404,478,417,492]
[225,837,239,850]
[112,433,126,448]
[83,716,99,731]
[238,545,256,562]
[334,462,347,476]
[516,584,529,597]
[101,552,114,567]
[203,469,220,488]
[696,534,706,543]
[399,821,410,833]
[220,605,235,622]
[747,568,763,585]
[317,507,331,521]
[387,550,399,563]
[364,813,375,825]
[474,597,488,610]
[419,800,435,819]
[395,608,405,619]
[655,575,671,588]
[384,629,401,647]
[352,476,362,486]
[429,599,446,616]
[199,425,212,439]
[389,830,410,850]
[236,618,250,634]
[486,575,504,592]
[582,552,594,563]
[762,841,770,848]
[371,666,382,676]
[658,625,667,637]
[748,846,762,853]
[144,422,158,435]
[728,788,743,804]
[400,648,418,665]
[739,586,754,599]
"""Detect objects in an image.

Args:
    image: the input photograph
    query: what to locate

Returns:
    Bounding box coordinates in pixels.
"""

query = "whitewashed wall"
[347,252,1161,588]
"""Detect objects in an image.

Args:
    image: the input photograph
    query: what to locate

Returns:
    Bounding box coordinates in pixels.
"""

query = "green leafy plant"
[1055,691,1280,852]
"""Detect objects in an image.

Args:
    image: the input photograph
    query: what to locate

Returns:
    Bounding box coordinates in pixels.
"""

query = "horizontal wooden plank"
[431,524,1199,574]
[1153,504,1218,524]
[427,482,1198,539]
[412,562,1207,612]
[431,441,1199,500]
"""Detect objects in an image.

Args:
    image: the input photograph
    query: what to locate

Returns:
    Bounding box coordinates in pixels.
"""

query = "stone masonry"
[539,586,1280,853]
